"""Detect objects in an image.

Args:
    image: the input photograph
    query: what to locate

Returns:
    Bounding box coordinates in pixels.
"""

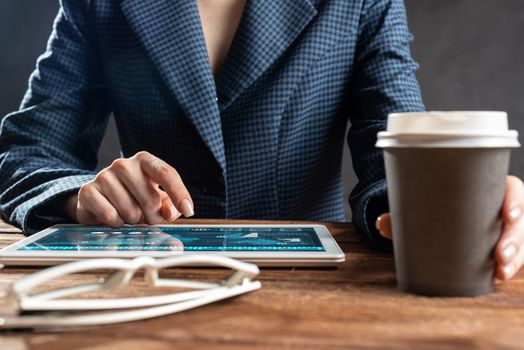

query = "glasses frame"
[0,254,261,329]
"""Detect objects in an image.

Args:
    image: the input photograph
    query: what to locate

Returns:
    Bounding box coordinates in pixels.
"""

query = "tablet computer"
[0,224,345,267]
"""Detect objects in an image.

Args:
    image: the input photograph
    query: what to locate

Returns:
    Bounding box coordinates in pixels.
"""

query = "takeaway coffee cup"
[376,111,520,296]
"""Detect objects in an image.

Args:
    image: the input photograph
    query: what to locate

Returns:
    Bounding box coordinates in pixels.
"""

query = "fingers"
[77,184,125,227]
[375,213,392,239]
[496,218,524,269]
[496,243,524,281]
[503,175,524,224]
[76,151,193,227]
[137,151,194,217]
[496,176,524,281]
[111,158,165,224]
[94,171,142,224]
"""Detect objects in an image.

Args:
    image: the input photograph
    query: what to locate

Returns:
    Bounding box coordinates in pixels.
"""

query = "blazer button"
[200,175,225,196]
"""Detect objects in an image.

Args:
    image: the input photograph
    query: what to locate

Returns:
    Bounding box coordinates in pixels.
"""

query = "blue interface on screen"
[20,227,325,252]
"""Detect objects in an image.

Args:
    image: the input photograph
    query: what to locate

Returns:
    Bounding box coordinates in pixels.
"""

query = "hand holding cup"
[377,175,524,282]
[375,111,520,296]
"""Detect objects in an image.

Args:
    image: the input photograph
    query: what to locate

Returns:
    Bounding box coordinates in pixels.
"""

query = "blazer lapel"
[215,0,318,110]
[121,0,226,172]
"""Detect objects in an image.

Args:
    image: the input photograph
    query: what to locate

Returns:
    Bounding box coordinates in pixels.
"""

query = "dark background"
[1,1,523,219]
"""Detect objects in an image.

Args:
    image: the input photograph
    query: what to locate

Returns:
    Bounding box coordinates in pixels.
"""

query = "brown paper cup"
[384,148,511,296]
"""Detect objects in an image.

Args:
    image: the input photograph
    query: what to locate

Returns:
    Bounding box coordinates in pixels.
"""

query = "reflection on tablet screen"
[19,227,326,252]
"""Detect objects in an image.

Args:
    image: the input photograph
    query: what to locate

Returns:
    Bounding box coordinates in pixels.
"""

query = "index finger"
[136,152,194,217]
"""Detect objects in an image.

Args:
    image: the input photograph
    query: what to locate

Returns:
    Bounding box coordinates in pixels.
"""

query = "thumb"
[375,213,392,239]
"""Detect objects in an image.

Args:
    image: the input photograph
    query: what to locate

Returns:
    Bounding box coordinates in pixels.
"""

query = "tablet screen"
[19,226,326,252]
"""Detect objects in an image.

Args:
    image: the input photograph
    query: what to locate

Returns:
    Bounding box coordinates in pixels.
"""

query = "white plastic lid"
[376,111,520,148]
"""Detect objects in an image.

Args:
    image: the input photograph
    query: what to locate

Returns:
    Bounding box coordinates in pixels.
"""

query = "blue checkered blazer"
[0,0,424,246]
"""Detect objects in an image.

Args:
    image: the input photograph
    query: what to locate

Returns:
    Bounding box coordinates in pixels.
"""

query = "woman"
[0,0,523,282]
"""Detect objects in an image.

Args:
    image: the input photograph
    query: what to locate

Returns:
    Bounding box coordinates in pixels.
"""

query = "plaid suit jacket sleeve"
[347,0,425,249]
[0,2,110,234]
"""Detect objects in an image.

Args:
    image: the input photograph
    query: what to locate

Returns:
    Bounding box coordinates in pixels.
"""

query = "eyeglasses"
[0,255,261,330]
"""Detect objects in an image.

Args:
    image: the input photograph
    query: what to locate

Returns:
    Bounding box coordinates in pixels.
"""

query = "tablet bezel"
[0,224,345,266]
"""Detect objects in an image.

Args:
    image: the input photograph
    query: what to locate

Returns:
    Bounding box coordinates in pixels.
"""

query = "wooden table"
[0,219,523,349]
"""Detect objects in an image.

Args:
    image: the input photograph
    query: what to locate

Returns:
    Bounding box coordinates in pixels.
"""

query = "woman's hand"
[64,151,194,227]
[375,175,524,282]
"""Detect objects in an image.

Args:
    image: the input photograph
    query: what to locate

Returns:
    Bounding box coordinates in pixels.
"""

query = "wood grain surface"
[0,219,523,350]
